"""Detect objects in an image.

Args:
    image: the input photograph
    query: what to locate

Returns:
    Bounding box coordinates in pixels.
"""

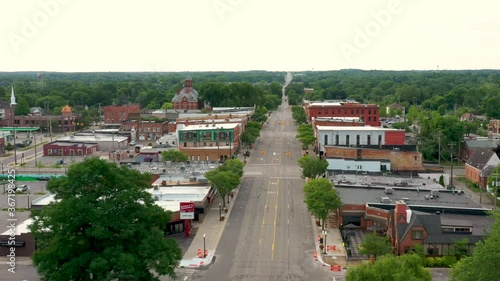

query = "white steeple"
[10,86,16,106]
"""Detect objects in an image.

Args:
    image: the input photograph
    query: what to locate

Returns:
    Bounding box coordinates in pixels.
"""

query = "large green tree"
[303,179,342,230]
[205,162,242,207]
[358,233,392,260]
[161,150,188,162]
[451,212,500,281]
[346,254,431,281]
[298,156,328,179]
[297,124,315,149]
[29,158,182,281]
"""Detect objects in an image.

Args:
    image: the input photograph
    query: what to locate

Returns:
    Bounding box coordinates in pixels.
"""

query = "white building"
[57,134,128,152]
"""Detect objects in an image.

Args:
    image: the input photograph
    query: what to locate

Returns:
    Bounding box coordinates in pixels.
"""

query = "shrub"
[442,255,458,267]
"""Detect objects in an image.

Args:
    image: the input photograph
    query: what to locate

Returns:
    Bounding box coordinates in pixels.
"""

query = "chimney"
[395,200,407,224]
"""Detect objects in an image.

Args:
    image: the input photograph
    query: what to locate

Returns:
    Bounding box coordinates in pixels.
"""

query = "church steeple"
[184,74,192,88]
[10,86,17,106]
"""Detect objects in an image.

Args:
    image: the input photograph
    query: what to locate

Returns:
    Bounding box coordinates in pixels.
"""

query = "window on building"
[368,116,371,122]
[335,135,339,145]
[367,135,371,145]
[58,149,63,156]
[346,135,350,146]
[374,117,377,122]
[197,155,200,161]
[368,109,371,114]
[324,135,328,146]
[206,155,209,161]
[414,155,418,164]
[318,110,322,115]
[70,149,75,156]
[427,248,439,255]
[183,142,187,147]
[48,149,52,156]
[356,135,360,146]
[351,109,354,114]
[378,135,382,146]
[78,149,83,156]
[412,230,424,239]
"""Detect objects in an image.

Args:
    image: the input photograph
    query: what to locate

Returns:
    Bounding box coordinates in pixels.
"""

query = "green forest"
[2,69,500,162]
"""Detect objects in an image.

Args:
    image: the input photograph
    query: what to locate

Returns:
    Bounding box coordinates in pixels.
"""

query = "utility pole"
[449,143,455,187]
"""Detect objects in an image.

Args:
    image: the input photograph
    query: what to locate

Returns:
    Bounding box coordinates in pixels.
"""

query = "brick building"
[312,117,365,128]
[43,141,99,156]
[304,100,380,126]
[335,186,492,257]
[178,123,241,162]
[172,76,203,111]
[464,147,500,189]
[103,105,141,124]
[122,120,169,141]
[324,145,423,172]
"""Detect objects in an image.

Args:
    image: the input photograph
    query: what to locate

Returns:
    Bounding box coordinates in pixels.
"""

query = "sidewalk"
[178,183,240,268]
[310,215,348,270]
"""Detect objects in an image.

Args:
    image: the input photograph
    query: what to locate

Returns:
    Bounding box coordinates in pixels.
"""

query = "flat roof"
[1,218,32,235]
[315,117,361,121]
[336,185,482,209]
[154,201,181,212]
[179,123,239,131]
[46,141,98,147]
[148,185,210,202]
[57,134,128,142]
[31,193,57,206]
[317,125,400,132]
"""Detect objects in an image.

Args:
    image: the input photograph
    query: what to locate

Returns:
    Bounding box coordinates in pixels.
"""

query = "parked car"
[15,184,29,192]
[129,141,136,146]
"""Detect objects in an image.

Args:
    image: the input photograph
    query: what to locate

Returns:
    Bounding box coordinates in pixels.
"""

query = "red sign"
[180,202,194,212]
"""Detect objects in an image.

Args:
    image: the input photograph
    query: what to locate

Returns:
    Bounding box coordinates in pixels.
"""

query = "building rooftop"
[317,125,400,132]
[46,141,98,147]
[336,185,483,209]
[57,134,128,142]
[148,185,211,203]
[179,123,240,131]
[1,218,33,235]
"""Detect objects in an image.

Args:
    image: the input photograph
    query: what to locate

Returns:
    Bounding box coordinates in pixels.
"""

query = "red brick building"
[305,100,380,126]
[43,141,98,156]
[172,76,202,111]
[122,120,169,141]
[324,146,423,172]
[103,105,141,124]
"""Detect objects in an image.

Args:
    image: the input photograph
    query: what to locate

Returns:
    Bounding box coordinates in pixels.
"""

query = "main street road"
[193,99,334,280]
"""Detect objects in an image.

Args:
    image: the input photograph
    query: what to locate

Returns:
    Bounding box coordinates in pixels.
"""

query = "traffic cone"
[313,251,318,261]
[197,249,202,258]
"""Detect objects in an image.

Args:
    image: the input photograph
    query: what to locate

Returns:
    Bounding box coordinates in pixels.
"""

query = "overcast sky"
[1,0,499,72]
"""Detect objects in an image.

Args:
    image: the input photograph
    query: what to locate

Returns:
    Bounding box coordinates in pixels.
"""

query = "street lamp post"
[322,230,327,255]
[218,202,222,221]
[203,233,206,258]
[1,161,3,174]
[449,143,455,188]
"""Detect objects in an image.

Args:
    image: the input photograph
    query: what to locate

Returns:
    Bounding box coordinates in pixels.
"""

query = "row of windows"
[316,109,378,115]
[181,132,231,141]
[139,127,162,133]
[183,142,231,147]
[106,112,128,117]
[47,149,85,156]
[324,134,382,146]
[186,155,231,161]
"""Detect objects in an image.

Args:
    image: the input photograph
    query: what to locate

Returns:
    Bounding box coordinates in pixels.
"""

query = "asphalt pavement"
[172,96,336,281]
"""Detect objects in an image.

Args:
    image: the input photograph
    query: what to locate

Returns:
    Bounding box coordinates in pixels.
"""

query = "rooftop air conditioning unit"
[384,188,394,194]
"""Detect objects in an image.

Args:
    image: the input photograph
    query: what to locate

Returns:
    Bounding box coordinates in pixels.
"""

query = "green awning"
[0,127,39,131]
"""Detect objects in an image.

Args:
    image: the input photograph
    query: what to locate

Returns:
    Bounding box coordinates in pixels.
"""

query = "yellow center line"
[271,178,280,261]
[259,180,272,245]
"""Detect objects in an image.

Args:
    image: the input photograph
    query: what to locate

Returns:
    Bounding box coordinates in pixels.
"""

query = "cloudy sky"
[1,0,499,72]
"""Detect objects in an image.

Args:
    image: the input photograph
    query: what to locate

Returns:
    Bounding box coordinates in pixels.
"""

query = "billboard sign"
[180,202,195,220]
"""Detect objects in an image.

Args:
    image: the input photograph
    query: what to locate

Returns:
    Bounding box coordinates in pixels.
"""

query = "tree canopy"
[298,156,328,179]
[303,178,342,229]
[29,157,182,281]
[296,124,315,150]
[205,159,244,207]
[451,212,500,281]
[346,253,431,281]
[358,233,392,259]
[161,150,188,162]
